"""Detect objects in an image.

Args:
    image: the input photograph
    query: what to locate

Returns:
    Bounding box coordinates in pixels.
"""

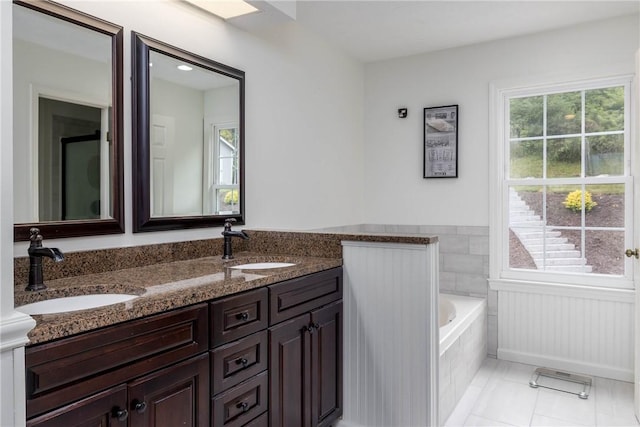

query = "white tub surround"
[340,240,439,427]
[438,294,487,425]
[491,280,634,382]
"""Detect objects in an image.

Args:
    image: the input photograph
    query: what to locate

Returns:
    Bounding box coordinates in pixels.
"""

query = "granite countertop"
[15,252,342,345]
[14,228,438,346]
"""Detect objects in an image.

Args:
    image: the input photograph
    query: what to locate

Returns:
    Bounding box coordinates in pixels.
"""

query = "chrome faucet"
[26,228,64,291]
[221,219,248,260]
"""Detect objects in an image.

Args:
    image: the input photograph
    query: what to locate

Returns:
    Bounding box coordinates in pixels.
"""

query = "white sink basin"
[16,294,139,315]
[230,262,296,270]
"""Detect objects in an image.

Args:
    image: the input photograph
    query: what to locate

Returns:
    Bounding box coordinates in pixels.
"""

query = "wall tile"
[438,234,470,254]
[443,254,485,274]
[440,272,456,292]
[469,236,489,255]
[455,273,488,295]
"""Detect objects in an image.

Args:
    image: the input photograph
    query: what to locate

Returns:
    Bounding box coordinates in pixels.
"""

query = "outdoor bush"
[223,190,239,205]
[550,140,581,163]
[563,190,597,212]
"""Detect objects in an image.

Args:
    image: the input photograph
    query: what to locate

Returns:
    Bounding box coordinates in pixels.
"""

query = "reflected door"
[38,97,103,221]
[61,131,100,220]
[150,114,175,217]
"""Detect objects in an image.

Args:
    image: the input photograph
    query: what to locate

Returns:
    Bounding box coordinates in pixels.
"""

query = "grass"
[510,156,625,194]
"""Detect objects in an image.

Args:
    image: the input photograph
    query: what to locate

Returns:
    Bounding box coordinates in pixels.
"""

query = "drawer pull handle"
[133,400,147,414]
[112,408,129,422]
[236,312,249,321]
[235,357,249,366]
[236,401,249,412]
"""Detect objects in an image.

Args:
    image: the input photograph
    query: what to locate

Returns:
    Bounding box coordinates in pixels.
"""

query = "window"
[491,76,632,288]
[205,123,240,215]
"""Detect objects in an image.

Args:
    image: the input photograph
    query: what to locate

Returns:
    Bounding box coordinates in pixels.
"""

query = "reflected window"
[212,124,240,214]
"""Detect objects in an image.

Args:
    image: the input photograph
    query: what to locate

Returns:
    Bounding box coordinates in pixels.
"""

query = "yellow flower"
[563,190,597,212]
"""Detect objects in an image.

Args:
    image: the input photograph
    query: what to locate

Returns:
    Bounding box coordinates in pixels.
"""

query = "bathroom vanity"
[15,228,438,427]
[17,253,343,427]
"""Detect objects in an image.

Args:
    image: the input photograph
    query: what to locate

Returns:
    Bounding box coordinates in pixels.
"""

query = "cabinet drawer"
[211,288,268,347]
[212,371,268,427]
[212,331,268,395]
[269,267,342,325]
[26,303,208,418]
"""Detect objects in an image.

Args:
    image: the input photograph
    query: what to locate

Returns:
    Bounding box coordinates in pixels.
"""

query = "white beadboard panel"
[341,241,439,427]
[496,285,634,382]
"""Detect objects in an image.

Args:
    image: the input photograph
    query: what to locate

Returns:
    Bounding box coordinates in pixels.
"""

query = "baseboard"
[498,348,633,382]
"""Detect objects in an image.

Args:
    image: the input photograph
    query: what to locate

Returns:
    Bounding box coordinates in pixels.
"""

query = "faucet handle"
[224,218,237,231]
[29,228,43,247]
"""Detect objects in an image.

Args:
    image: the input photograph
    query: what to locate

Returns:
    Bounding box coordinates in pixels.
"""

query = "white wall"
[151,78,204,216]
[363,14,639,226]
[9,0,365,254]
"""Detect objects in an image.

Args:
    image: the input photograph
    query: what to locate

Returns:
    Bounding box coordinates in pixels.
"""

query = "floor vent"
[529,367,592,399]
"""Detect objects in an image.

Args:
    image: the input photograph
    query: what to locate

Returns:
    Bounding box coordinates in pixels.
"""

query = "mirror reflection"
[149,50,240,217]
[132,33,244,232]
[12,0,123,240]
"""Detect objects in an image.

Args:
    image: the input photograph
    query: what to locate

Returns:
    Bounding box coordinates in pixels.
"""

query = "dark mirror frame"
[132,32,245,232]
[13,0,124,241]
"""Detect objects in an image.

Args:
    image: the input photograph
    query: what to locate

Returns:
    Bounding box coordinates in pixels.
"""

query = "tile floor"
[444,358,639,427]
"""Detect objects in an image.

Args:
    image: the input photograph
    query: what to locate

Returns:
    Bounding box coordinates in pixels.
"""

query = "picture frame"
[423,104,458,178]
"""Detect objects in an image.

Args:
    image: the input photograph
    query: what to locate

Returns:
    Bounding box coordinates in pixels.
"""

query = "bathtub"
[439,293,487,424]
[439,293,486,356]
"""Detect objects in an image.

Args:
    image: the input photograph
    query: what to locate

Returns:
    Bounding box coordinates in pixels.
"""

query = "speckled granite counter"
[15,253,341,345]
[14,228,437,346]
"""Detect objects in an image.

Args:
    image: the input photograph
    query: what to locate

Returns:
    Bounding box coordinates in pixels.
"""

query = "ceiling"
[292,1,640,62]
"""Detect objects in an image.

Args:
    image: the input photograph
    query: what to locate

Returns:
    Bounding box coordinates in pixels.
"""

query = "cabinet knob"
[112,408,129,422]
[235,357,249,366]
[133,400,147,414]
[236,311,249,321]
[313,322,320,330]
[236,401,249,412]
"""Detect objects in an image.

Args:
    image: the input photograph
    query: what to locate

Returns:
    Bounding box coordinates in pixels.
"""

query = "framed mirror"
[132,33,245,232]
[12,0,124,241]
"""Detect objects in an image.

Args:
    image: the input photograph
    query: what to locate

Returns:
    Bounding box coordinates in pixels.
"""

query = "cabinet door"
[127,354,209,427]
[269,314,312,427]
[26,385,128,427]
[311,301,343,427]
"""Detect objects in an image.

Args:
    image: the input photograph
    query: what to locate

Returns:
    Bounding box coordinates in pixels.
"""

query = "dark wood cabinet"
[25,266,343,427]
[25,304,209,427]
[311,301,343,427]
[127,354,209,427]
[210,289,270,426]
[269,268,343,427]
[269,314,312,427]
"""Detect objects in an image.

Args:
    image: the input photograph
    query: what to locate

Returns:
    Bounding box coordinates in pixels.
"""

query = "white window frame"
[203,121,240,214]
[489,74,634,289]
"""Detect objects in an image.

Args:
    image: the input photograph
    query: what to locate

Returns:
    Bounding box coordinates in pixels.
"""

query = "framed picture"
[423,104,458,178]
